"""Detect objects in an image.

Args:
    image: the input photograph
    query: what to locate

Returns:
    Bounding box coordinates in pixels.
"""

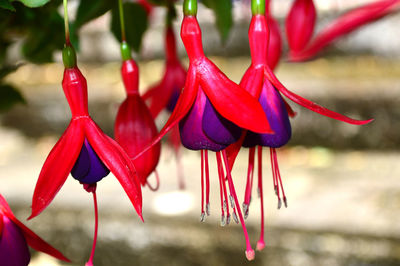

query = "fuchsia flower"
[143,9,187,188]
[285,0,317,54]
[227,0,373,252]
[265,11,282,70]
[136,0,273,260]
[115,48,161,189]
[0,194,70,265]
[30,43,143,265]
[290,0,400,61]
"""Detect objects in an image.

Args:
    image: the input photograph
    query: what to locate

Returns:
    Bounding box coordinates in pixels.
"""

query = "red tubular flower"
[285,0,317,54]
[0,194,70,265]
[290,0,400,61]
[136,0,273,260]
[115,50,161,189]
[30,46,142,220]
[228,1,373,252]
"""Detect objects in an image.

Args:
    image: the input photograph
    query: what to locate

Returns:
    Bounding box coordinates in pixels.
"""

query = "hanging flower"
[115,44,161,190]
[135,0,273,260]
[290,0,400,61]
[227,1,373,252]
[285,0,317,54]
[0,194,70,265]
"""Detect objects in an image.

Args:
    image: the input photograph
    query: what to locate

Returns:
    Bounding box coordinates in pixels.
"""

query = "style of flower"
[30,44,143,265]
[135,0,273,260]
[290,0,400,61]
[227,2,373,252]
[285,0,317,54]
[115,49,161,190]
[0,194,70,265]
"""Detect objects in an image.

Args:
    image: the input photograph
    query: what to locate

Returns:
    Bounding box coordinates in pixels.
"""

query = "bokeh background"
[1,1,400,265]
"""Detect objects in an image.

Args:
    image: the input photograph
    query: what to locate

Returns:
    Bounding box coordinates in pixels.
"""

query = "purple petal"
[243,80,291,148]
[179,89,226,152]
[202,97,241,145]
[166,88,181,112]
[71,139,110,184]
[0,216,30,266]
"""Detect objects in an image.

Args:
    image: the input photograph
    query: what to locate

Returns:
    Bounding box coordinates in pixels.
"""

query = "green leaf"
[0,0,15,11]
[111,2,148,53]
[202,0,233,43]
[147,0,169,6]
[11,0,50,8]
[75,0,117,29]
[0,84,25,112]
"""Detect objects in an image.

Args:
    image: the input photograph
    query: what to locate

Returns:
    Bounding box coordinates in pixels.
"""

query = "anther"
[233,212,239,224]
[277,199,282,209]
[200,212,206,222]
[206,203,210,216]
[226,214,231,225]
[221,215,226,226]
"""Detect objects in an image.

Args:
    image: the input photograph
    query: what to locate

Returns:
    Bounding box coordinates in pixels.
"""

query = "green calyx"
[121,41,132,61]
[183,0,197,16]
[251,0,265,15]
[62,45,77,68]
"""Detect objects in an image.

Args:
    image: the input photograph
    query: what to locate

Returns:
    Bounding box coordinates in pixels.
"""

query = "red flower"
[285,0,317,53]
[0,194,70,265]
[290,0,400,61]
[115,57,161,189]
[30,46,142,220]
[227,7,373,251]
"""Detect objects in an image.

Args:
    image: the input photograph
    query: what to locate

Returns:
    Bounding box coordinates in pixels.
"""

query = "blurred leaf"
[147,0,169,6]
[0,84,25,112]
[0,64,21,80]
[12,0,50,8]
[22,11,64,63]
[0,0,15,11]
[111,2,148,53]
[202,0,233,42]
[75,0,116,29]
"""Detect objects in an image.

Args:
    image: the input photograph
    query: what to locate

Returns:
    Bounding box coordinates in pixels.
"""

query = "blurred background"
[1,0,400,265]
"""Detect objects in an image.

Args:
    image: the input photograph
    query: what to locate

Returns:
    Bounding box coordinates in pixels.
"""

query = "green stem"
[251,0,265,15]
[119,0,126,41]
[63,0,70,45]
[183,0,197,16]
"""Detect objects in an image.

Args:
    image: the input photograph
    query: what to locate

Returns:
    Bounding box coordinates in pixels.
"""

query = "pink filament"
[216,152,230,221]
[244,147,256,209]
[256,146,265,250]
[201,150,205,215]
[222,150,255,260]
[205,150,210,214]
[85,191,99,266]
[271,148,287,207]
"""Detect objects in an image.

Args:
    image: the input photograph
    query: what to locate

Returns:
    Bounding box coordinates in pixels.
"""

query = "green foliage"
[12,0,50,8]
[0,84,25,112]
[202,0,233,43]
[111,2,148,53]
[0,0,15,11]
[74,0,117,29]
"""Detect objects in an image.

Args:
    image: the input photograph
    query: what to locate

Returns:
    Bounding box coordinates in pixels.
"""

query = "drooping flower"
[0,194,70,265]
[115,43,161,189]
[290,0,400,61]
[285,0,317,54]
[143,5,187,188]
[135,0,273,260]
[228,0,373,251]
[30,43,143,265]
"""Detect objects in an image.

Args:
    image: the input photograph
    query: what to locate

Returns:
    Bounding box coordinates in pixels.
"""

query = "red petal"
[239,66,264,99]
[133,66,198,160]
[30,120,85,219]
[0,194,70,261]
[225,132,247,171]
[264,66,373,125]
[200,59,272,134]
[0,213,3,237]
[290,0,400,61]
[84,120,143,221]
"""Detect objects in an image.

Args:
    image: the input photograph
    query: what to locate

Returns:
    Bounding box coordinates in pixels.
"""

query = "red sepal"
[0,195,70,262]
[239,65,264,99]
[199,59,273,134]
[290,0,400,61]
[225,132,247,171]
[264,66,373,125]
[30,119,85,219]
[84,120,143,221]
